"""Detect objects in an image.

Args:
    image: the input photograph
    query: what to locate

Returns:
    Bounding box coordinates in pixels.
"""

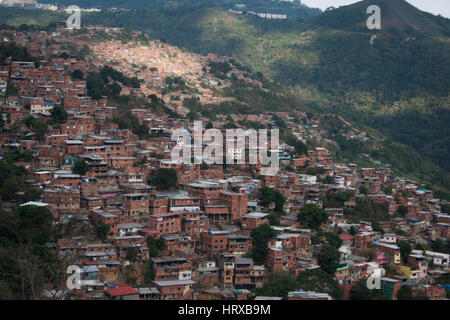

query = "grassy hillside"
[0,8,64,26]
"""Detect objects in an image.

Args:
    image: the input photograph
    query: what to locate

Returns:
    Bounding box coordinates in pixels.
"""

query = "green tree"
[147,237,165,257]
[349,280,383,300]
[285,135,307,155]
[396,286,413,300]
[431,238,449,254]
[359,186,368,195]
[59,52,69,60]
[251,224,275,265]
[86,72,109,99]
[113,112,149,139]
[95,222,110,240]
[125,247,138,262]
[5,83,18,97]
[325,232,343,248]
[322,175,334,184]
[0,42,33,63]
[142,261,155,283]
[384,186,393,195]
[34,120,49,142]
[24,117,48,142]
[108,82,122,97]
[398,240,412,264]
[0,177,21,201]
[371,221,384,233]
[0,205,57,299]
[414,243,427,252]
[297,204,327,230]
[72,160,89,175]
[397,205,408,217]
[441,204,450,214]
[258,186,285,212]
[187,111,199,120]
[78,44,90,57]
[296,268,344,300]
[323,191,354,208]
[318,245,341,274]
[256,271,300,298]
[223,122,235,129]
[268,211,283,226]
[0,153,38,201]
[71,69,84,80]
[50,105,68,124]
[147,168,177,190]
[346,198,390,222]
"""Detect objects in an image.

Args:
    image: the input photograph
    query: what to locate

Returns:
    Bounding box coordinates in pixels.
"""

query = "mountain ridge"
[310,0,450,36]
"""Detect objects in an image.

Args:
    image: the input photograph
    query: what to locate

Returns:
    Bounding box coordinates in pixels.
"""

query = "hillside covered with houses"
[0,25,449,301]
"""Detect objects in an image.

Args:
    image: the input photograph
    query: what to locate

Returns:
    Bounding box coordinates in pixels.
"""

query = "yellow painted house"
[399,266,420,280]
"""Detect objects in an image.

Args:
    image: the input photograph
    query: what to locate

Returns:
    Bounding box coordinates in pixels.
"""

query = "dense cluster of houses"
[88,37,239,107]
[1,26,449,300]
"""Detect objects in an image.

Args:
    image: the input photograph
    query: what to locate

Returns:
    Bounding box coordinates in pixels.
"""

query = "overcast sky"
[301,0,450,18]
